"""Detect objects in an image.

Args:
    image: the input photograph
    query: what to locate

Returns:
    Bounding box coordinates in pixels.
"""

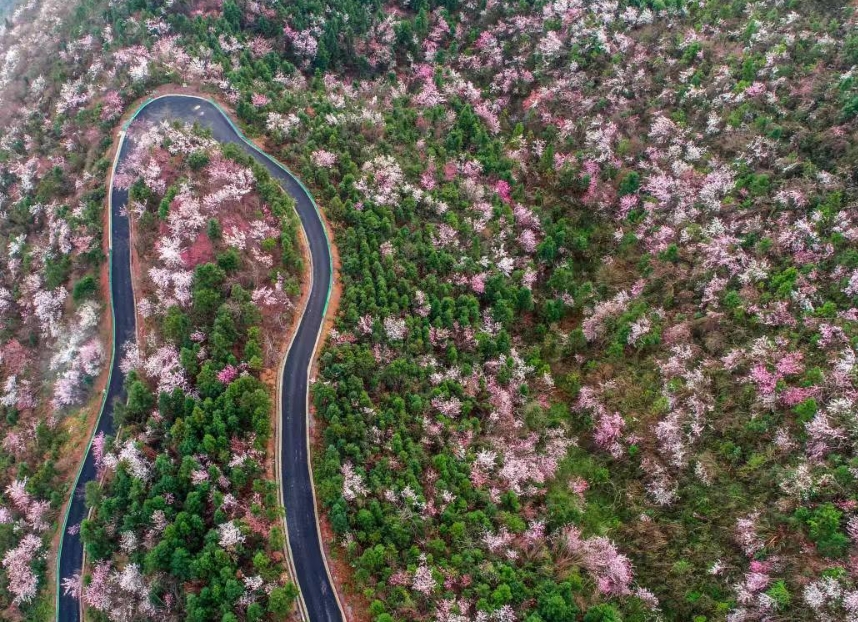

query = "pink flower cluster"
[562,525,634,596]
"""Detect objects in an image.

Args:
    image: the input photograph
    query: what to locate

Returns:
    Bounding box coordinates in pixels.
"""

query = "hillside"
[1,0,857,621]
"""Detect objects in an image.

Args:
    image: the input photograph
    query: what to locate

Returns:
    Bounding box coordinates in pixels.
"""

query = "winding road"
[57,95,342,622]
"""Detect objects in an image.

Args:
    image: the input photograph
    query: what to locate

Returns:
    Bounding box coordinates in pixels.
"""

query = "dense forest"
[1,0,858,620]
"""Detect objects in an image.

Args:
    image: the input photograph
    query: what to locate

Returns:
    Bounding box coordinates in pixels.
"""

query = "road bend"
[57,95,341,622]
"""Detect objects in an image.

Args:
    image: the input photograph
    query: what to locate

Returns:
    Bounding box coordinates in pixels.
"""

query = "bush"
[207,218,222,240]
[217,248,241,272]
[268,584,298,618]
[72,274,98,302]
[796,503,849,558]
[583,604,622,622]
[45,254,72,288]
[765,580,791,609]
[188,150,211,170]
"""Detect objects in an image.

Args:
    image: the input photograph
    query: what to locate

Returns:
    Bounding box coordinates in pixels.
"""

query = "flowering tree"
[2,534,42,605]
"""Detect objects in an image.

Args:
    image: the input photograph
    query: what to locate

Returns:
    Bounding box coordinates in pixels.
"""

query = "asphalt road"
[57,95,341,622]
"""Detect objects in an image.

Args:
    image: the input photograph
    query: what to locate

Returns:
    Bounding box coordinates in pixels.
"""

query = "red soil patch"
[0,339,28,375]
[181,232,215,268]
[220,210,253,234]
